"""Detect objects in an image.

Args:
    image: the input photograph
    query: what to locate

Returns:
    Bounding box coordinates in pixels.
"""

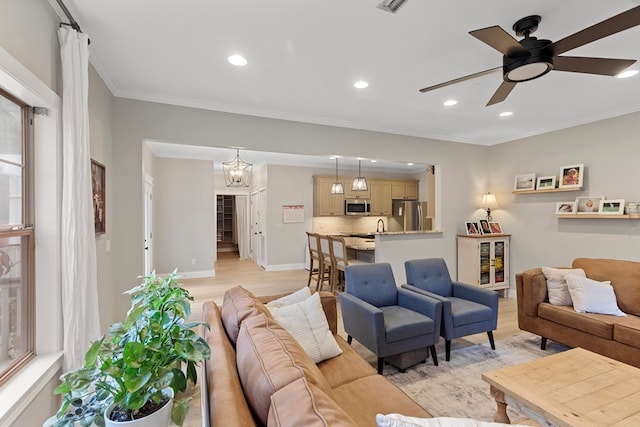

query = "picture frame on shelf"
[479,219,491,234]
[599,199,625,215]
[489,222,503,234]
[556,201,577,214]
[559,163,584,189]
[536,175,556,190]
[576,196,604,214]
[514,173,536,191]
[465,221,480,235]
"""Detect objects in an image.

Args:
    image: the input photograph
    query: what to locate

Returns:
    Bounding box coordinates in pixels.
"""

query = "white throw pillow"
[565,274,627,317]
[269,292,342,363]
[375,414,527,427]
[266,286,311,309]
[542,267,586,306]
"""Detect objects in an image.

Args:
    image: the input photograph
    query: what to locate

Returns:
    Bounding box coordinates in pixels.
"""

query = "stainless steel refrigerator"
[392,200,431,232]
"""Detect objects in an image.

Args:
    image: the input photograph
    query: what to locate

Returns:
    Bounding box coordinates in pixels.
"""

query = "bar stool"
[329,236,367,293]
[306,232,322,289]
[317,234,333,291]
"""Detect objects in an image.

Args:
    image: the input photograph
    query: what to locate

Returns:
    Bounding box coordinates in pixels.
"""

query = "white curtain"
[58,26,101,371]
[235,195,250,259]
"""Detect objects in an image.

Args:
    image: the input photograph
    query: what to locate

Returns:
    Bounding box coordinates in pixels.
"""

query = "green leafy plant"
[53,271,211,427]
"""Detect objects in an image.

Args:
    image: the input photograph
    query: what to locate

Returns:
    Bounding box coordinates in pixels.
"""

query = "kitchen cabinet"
[369,180,392,216]
[457,234,510,295]
[314,176,345,216]
[391,180,419,200]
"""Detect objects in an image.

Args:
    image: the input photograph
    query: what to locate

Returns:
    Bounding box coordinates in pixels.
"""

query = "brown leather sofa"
[201,286,430,426]
[516,258,640,367]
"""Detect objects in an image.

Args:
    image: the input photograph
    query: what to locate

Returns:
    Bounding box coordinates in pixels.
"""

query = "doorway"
[143,176,154,275]
[250,189,266,269]
[216,194,239,255]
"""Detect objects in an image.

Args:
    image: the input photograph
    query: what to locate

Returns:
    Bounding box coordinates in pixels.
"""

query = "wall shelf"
[556,214,638,219]
[513,187,582,195]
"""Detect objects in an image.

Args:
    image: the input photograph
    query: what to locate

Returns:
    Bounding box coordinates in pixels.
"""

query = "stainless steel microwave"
[345,199,371,216]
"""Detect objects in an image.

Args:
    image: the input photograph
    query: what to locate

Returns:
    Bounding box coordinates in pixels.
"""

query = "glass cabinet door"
[494,241,505,283]
[479,241,490,285]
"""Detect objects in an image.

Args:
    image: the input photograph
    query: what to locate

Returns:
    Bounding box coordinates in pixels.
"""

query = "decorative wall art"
[559,164,584,189]
[91,159,106,234]
[513,173,536,191]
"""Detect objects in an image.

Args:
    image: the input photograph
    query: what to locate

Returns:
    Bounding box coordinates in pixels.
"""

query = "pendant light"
[330,157,344,195]
[222,148,253,187]
[352,160,368,192]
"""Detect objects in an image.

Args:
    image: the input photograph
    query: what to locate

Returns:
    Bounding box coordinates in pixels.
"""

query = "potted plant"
[51,271,211,427]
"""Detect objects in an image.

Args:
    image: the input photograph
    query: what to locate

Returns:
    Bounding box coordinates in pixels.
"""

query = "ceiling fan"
[419,5,640,106]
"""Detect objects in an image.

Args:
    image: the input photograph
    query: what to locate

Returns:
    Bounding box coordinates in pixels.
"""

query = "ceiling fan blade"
[553,56,637,76]
[419,67,502,93]
[469,26,529,56]
[552,5,640,55]
[486,81,517,106]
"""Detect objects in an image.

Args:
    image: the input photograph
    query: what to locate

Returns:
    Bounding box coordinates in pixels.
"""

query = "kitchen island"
[374,230,444,283]
[343,236,376,263]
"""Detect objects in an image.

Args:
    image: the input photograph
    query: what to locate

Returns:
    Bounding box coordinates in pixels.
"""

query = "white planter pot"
[104,398,172,427]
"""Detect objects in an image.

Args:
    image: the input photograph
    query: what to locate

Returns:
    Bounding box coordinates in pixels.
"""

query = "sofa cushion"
[202,302,257,427]
[267,377,357,427]
[537,303,630,339]
[565,274,626,317]
[613,316,640,347]
[380,305,435,343]
[542,267,586,306]
[332,374,431,425]
[222,285,271,344]
[317,335,377,388]
[236,313,334,424]
[573,258,640,316]
[266,286,311,309]
[269,292,342,363]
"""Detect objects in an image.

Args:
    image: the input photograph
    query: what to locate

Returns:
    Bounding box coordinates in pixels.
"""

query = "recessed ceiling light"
[354,81,369,89]
[370,160,377,163]
[617,69,638,79]
[499,111,513,117]
[407,162,414,166]
[228,55,247,67]
[443,99,458,107]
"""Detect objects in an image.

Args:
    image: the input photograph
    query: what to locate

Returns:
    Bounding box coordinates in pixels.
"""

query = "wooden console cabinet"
[457,234,510,295]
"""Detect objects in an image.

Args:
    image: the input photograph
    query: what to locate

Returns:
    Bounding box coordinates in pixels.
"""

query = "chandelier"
[222,148,253,187]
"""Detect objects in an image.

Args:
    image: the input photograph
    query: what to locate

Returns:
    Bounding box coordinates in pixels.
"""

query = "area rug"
[384,334,569,422]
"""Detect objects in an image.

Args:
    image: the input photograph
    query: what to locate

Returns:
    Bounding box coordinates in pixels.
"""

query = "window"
[0,88,34,385]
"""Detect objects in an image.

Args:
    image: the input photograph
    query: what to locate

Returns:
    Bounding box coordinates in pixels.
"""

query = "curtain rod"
[56,0,82,33]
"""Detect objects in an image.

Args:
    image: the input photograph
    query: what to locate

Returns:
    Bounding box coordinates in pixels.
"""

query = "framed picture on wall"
[599,199,625,215]
[536,175,556,190]
[576,196,604,214]
[559,164,584,189]
[513,173,536,191]
[555,201,577,214]
[91,159,106,234]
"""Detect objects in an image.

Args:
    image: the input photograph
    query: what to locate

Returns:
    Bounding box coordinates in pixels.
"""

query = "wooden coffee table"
[482,347,640,426]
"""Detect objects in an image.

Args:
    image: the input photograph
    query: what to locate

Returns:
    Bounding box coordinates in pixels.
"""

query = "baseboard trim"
[265,263,306,272]
[159,270,215,279]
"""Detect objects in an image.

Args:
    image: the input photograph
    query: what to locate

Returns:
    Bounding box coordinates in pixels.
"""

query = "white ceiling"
[62,0,640,147]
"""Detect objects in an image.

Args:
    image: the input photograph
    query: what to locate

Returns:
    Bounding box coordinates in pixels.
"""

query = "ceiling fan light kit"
[419,5,640,105]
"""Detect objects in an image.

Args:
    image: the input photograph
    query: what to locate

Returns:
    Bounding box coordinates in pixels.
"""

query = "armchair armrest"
[339,292,385,353]
[452,281,499,313]
[397,288,442,321]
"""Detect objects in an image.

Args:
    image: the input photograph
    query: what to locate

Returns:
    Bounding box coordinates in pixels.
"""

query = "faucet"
[376,218,386,233]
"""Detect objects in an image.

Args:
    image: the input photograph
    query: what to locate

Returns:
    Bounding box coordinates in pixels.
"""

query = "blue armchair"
[403,258,498,361]
[339,263,442,374]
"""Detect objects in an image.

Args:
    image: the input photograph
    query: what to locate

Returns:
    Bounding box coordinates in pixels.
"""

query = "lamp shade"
[352,160,368,192]
[480,193,498,209]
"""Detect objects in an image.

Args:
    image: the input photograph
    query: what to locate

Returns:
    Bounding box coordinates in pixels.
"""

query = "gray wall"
[488,111,640,278]
[154,157,215,274]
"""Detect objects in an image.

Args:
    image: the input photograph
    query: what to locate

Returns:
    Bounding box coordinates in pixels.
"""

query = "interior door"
[250,189,266,268]
[143,176,154,275]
